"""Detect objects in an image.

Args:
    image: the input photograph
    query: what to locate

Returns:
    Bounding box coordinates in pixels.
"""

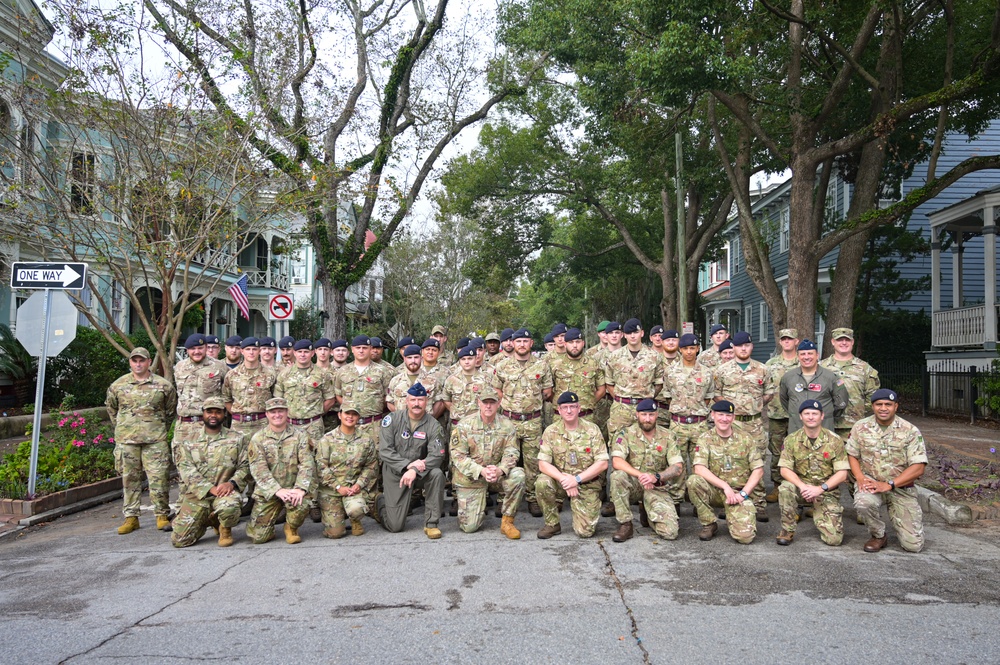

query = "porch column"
[986,209,998,348]
[952,232,963,309]
[203,296,214,334]
[930,228,941,313]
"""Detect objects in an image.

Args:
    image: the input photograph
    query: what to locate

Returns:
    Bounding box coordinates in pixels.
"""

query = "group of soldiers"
[105,319,928,554]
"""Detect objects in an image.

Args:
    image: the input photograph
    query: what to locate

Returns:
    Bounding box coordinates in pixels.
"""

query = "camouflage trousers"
[666,419,709,503]
[170,493,242,548]
[230,419,268,498]
[734,416,767,509]
[777,480,843,546]
[172,420,204,499]
[609,470,678,540]
[593,396,612,440]
[513,418,544,503]
[854,485,924,552]
[608,402,639,437]
[687,474,757,544]
[767,418,789,485]
[317,487,369,537]
[835,429,856,497]
[535,475,602,537]
[245,494,311,544]
[454,468,526,533]
[542,402,555,431]
[115,441,171,518]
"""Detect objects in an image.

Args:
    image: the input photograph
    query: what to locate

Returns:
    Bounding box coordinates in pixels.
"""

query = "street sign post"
[268,294,294,321]
[10,261,88,497]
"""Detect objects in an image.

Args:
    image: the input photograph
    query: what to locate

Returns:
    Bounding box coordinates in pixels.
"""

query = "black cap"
[556,391,579,405]
[636,398,657,412]
[663,329,679,339]
[403,344,422,357]
[397,336,414,348]
[457,337,471,349]
[369,336,383,349]
[258,336,276,348]
[871,388,899,403]
[407,382,428,397]
[184,334,206,349]
[225,335,243,346]
[314,338,332,348]
[458,346,476,359]
[512,329,532,340]
[551,323,567,336]
[240,337,259,348]
[278,336,295,349]
[351,335,371,347]
[799,399,823,413]
[293,339,313,351]
[731,331,752,345]
[605,321,621,333]
[421,338,440,349]
[679,333,699,347]
[711,400,735,413]
[649,325,664,336]
[623,318,642,334]
[500,328,515,342]
[565,327,582,342]
[798,339,817,351]
[205,335,220,345]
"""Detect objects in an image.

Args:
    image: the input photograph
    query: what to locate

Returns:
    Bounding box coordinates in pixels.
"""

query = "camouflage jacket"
[106,372,177,445]
[315,426,379,492]
[176,426,250,500]
[333,363,392,417]
[494,355,554,414]
[538,418,608,475]
[846,415,928,483]
[611,422,684,476]
[450,413,520,486]
[387,370,443,410]
[248,426,315,499]
[222,363,277,414]
[275,364,336,419]
[777,427,850,485]
[692,427,763,488]
[661,362,714,415]
[173,357,228,416]
[442,371,494,422]
[820,355,880,429]
[713,359,772,415]
[548,352,605,411]
[764,355,799,419]
[697,346,721,368]
[604,346,664,399]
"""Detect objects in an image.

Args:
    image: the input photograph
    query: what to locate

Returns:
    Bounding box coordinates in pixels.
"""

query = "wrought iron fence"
[871,358,1000,423]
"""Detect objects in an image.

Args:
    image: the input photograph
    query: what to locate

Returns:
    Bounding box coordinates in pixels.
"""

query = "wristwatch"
[655,473,662,484]
[821,482,829,492]
[739,490,748,500]
[575,475,583,485]
[888,479,895,490]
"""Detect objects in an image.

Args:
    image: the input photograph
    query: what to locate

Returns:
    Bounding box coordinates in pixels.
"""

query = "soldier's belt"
[178,415,203,423]
[734,414,760,422]
[501,409,542,421]
[671,414,707,424]
[357,412,388,425]
[656,401,670,410]
[451,418,461,425]
[578,409,593,417]
[232,412,266,422]
[612,396,644,405]
[289,414,323,425]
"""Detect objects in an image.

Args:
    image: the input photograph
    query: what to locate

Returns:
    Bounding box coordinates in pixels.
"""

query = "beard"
[638,420,657,432]
[567,347,584,359]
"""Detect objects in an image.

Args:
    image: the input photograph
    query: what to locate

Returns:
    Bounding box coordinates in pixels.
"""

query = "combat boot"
[698,522,718,541]
[449,499,458,517]
[156,515,171,531]
[309,505,322,523]
[117,517,139,535]
[528,501,542,518]
[536,523,561,539]
[284,523,302,544]
[756,507,769,522]
[500,515,521,540]
[218,526,234,547]
[424,526,442,540]
[612,521,633,543]
[776,530,794,546]
[601,501,616,517]
[765,487,779,503]
[350,518,365,536]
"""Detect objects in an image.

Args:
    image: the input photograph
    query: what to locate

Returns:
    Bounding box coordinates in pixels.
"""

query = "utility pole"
[675,131,687,324]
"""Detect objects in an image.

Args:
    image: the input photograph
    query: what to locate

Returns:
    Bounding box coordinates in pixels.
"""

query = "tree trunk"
[660,184,677,329]
[785,160,821,340]
[321,279,348,340]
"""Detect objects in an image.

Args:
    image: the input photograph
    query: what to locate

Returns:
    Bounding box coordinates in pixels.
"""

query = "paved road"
[3,495,1000,664]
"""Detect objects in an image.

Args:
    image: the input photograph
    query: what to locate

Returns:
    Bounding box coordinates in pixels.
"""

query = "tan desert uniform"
[604,346,664,434]
[688,427,762,544]
[494,355,554,506]
[777,427,850,545]
[536,418,608,537]
[450,413,525,532]
[610,422,684,539]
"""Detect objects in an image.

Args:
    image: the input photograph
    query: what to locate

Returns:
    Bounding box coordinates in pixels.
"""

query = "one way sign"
[11,262,88,290]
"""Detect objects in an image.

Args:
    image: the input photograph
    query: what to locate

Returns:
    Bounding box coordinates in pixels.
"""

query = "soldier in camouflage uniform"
[585,321,614,438]
[275,339,337,443]
[847,388,927,553]
[442,346,495,424]
[450,388,525,539]
[604,318,665,435]
[223,337,276,439]
[431,325,456,367]
[536,391,609,538]
[549,328,605,423]
[173,333,229,504]
[609,399,685,542]
[775,400,850,546]
[258,336,277,369]
[779,339,848,433]
[660,333,714,505]
[171,398,250,548]
[278,335,296,366]
[246,397,316,544]
[494,329,554,516]
[713,331,773,518]
[688,400,764,544]
[223,335,243,370]
[489,328,515,366]
[484,332,503,363]
[315,402,379,538]
[763,328,800,501]
[106,347,177,534]
[370,337,395,373]
[659,329,680,365]
[697,323,729,368]
[820,327,880,440]
[388,344,444,417]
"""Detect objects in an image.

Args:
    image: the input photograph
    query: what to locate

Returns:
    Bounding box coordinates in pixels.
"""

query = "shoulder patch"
[381,415,392,427]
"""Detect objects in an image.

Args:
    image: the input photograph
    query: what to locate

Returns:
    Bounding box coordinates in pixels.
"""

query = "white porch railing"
[245,268,289,291]
[933,305,987,347]
[191,247,236,270]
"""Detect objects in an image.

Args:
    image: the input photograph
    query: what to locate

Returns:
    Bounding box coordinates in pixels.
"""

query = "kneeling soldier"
[775,399,849,546]
[171,398,250,548]
[688,400,764,544]
[246,398,316,544]
[609,399,685,542]
[315,401,379,538]
[450,387,525,539]
[536,391,609,539]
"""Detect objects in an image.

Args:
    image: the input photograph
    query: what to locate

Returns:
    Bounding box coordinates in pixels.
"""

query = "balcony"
[191,247,236,271]
[245,268,289,291]
[932,305,1000,348]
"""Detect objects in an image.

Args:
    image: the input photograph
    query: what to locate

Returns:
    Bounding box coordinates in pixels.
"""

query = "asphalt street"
[2,495,999,664]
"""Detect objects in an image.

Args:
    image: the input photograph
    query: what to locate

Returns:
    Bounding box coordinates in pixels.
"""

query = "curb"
[17,488,123,527]
[916,485,974,526]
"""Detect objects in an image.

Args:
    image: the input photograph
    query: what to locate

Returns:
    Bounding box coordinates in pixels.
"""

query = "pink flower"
[70,421,78,429]
[109,437,115,443]
[80,429,86,435]
[58,418,68,427]
[72,440,85,447]
[93,434,103,443]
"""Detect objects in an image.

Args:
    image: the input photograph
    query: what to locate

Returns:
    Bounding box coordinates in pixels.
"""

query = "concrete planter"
[0,406,109,440]
[0,476,123,518]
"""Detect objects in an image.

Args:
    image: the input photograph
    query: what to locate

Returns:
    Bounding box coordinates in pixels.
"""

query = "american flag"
[229,273,250,320]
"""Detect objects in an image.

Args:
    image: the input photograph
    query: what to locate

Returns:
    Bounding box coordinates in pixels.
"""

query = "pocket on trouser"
[113,445,123,475]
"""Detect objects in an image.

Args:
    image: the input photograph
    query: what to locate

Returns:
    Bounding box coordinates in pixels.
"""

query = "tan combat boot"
[156,515,171,531]
[424,526,442,540]
[536,523,561,539]
[350,518,365,536]
[218,526,234,547]
[765,487,779,503]
[117,516,139,535]
[284,523,302,544]
[500,515,520,540]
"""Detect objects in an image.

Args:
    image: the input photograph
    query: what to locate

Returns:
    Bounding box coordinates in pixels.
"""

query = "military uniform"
[246,425,315,543]
[697,346,721,368]
[609,423,684,539]
[604,346,664,434]
[275,364,336,442]
[536,418,608,537]
[387,370,443,414]
[549,352,605,423]
[450,413,525,532]
[376,410,447,532]
[661,361,714,502]
[688,428,762,544]
[336,362,393,446]
[171,426,250,547]
[173,356,228,493]
[494,355,554,505]
[713,358,772,509]
[847,415,927,552]
[442,371,495,424]
[222,363,277,438]
[315,425,379,537]
[106,372,177,519]
[820,356,880,439]
[764,355,799,484]
[777,427,850,545]
[779,366,849,433]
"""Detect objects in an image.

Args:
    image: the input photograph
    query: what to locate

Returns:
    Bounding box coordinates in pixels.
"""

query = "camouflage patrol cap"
[340,401,361,415]
[485,332,501,342]
[265,397,289,411]
[129,347,151,360]
[778,328,799,339]
[478,386,500,402]
[831,327,854,340]
[431,325,449,336]
[202,397,226,411]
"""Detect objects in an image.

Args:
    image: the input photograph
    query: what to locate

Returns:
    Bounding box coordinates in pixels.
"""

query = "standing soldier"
[698,323,729,368]
[107,347,177,534]
[847,388,927,553]
[584,320,610,359]
[442,345,493,425]
[370,337,395,372]
[688,400,764,544]
[535,392,609,539]
[330,339,351,370]
[258,336,278,369]
[490,328,516,365]
[609,399,685,542]
[450,388,525,539]
[713,331,773,520]
[604,318,665,435]
[494,329,554,517]
[820,327,880,441]
[764,328,800,502]
[315,402,379,538]
[659,329,681,364]
[775,400,850,547]
[334,335,393,460]
[484,332,503,363]
[205,334,222,360]
[779,339,848,434]
[278,336,296,366]
[388,344,444,417]
[550,328,605,423]
[431,325,456,366]
[587,320,614,440]
[246,398,315,544]
[171,398,250,548]
[223,335,243,370]
[660,333,714,507]
[275,340,336,444]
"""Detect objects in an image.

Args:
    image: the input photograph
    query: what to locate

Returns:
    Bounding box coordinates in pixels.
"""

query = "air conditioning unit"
[292,276,305,284]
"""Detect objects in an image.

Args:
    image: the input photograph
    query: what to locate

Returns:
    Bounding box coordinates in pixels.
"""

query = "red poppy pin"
[209,373,216,378]
[639,366,645,372]
[758,379,764,384]
[583,371,588,376]
[312,382,318,387]
[366,376,372,382]
[656,445,662,452]
[535,374,540,379]
[823,452,829,458]
[256,382,261,387]
[585,447,591,453]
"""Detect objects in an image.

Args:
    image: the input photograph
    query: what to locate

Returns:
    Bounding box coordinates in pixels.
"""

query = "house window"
[731,236,741,275]
[759,302,769,341]
[111,279,124,327]
[744,305,752,335]
[717,244,729,281]
[779,208,789,253]
[71,152,96,214]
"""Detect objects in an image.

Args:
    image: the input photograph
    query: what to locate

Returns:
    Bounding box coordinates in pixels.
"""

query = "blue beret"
[470,337,485,349]
[293,339,313,351]
[797,339,817,351]
[314,337,332,348]
[649,325,664,336]
[278,336,295,349]
[663,329,679,339]
[623,318,642,334]
[397,336,414,348]
[543,332,555,344]
[184,334,206,349]
[512,328,532,340]
[225,335,243,346]
[799,399,823,413]
[551,323,567,336]
[407,382,428,397]
[403,344,422,357]
[240,337,259,348]
[331,339,348,349]
[205,335,220,345]
[710,324,727,335]
[556,391,579,405]
[605,321,621,333]
[732,331,752,345]
[457,337,471,349]
[679,333,700,347]
[636,398,658,412]
[500,328,515,342]
[564,327,582,342]
[458,346,476,359]
[369,337,383,349]
[351,335,370,346]
[421,338,440,349]
[711,400,735,413]
[258,336,276,348]
[718,339,734,351]
[871,388,898,403]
